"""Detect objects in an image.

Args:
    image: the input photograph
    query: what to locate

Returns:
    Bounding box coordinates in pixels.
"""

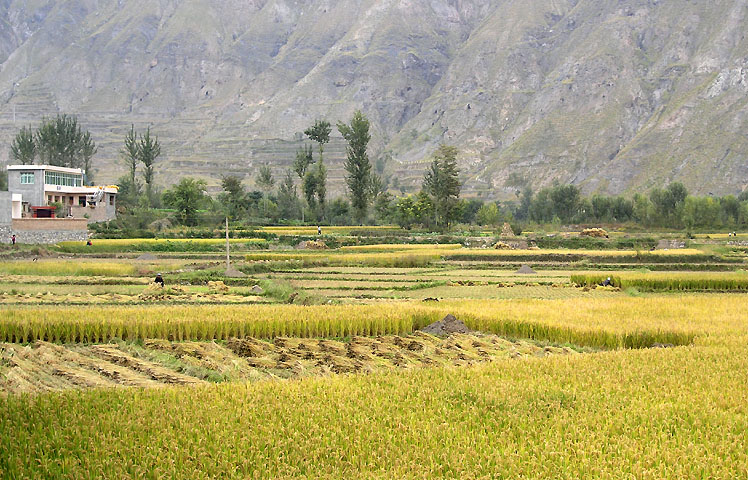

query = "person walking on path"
[11,234,15,245]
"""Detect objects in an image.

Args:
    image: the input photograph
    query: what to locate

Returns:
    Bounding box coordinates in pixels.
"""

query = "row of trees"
[519,182,748,229]
[156,112,462,228]
[10,115,97,182]
[118,125,162,208]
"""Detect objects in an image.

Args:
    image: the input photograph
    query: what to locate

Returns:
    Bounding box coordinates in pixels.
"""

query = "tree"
[422,145,461,230]
[277,170,301,220]
[302,169,319,212]
[10,126,36,165]
[304,119,331,164]
[374,191,395,224]
[338,110,372,223]
[138,127,161,207]
[515,187,533,221]
[549,185,580,223]
[304,120,331,219]
[35,115,89,168]
[81,131,97,185]
[395,195,416,229]
[476,202,501,226]
[121,125,139,189]
[293,145,314,222]
[162,177,207,226]
[219,175,247,221]
[257,165,275,215]
[314,158,327,217]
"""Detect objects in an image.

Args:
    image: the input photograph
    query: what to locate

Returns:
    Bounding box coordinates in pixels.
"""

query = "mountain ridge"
[1,0,747,198]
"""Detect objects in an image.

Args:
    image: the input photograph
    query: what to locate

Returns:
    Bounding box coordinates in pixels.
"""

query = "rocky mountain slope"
[1,0,747,197]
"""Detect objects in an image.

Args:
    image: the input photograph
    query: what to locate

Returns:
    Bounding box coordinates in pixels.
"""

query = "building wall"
[7,169,44,206]
[0,192,11,224]
[12,218,88,231]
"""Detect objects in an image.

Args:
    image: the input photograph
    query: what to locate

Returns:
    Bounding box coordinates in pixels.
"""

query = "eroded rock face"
[2,1,748,196]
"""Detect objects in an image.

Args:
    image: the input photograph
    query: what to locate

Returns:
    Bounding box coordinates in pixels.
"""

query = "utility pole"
[225,217,230,270]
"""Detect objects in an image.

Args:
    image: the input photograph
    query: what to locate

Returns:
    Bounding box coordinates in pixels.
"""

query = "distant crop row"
[58,238,268,253]
[571,272,748,291]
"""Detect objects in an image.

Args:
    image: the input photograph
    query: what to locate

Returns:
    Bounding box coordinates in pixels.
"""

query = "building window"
[44,171,83,187]
[47,195,52,203]
[109,195,114,205]
[20,172,35,184]
[79,196,86,206]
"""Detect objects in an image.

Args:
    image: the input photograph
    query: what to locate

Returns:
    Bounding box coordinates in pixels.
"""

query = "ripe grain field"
[1,236,747,478]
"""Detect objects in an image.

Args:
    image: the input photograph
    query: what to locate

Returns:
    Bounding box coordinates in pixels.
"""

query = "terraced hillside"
[2,1,748,196]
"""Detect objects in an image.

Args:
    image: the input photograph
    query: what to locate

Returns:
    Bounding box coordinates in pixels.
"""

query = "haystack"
[500,222,515,238]
[297,240,328,250]
[493,241,512,250]
[581,228,608,238]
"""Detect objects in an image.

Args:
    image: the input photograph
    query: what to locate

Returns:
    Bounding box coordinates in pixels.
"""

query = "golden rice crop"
[245,250,443,267]
[0,304,443,344]
[2,310,747,478]
[3,296,742,348]
[339,243,463,252]
[0,260,137,277]
[446,248,707,257]
[571,272,748,291]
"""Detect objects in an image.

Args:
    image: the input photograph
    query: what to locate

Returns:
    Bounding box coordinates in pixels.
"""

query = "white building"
[1,165,118,243]
[3,165,117,222]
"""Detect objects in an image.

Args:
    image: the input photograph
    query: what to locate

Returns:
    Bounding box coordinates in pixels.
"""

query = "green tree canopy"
[162,177,207,226]
[121,125,139,188]
[257,165,275,215]
[423,145,461,230]
[138,127,161,207]
[10,126,36,165]
[338,110,372,223]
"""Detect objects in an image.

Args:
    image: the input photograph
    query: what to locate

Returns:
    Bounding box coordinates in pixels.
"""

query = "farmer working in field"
[154,273,165,287]
[601,277,612,287]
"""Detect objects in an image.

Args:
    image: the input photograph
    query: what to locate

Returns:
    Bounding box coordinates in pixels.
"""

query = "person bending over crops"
[601,277,612,287]
[154,273,165,287]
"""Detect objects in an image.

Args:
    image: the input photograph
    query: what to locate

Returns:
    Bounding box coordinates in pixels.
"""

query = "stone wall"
[0,224,88,244]
[0,218,89,244]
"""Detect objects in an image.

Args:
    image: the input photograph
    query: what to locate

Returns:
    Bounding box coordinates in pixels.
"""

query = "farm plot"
[2,301,747,478]
[0,332,577,394]
[572,271,748,291]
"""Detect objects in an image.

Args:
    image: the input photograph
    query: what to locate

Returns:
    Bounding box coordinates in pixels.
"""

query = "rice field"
[571,271,748,291]
[1,234,747,478]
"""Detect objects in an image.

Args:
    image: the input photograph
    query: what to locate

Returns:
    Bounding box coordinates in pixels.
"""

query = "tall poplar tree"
[338,110,372,224]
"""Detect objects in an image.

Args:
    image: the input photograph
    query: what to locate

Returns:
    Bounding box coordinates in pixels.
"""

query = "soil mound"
[515,264,537,274]
[225,268,246,278]
[136,253,158,261]
[420,314,473,336]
